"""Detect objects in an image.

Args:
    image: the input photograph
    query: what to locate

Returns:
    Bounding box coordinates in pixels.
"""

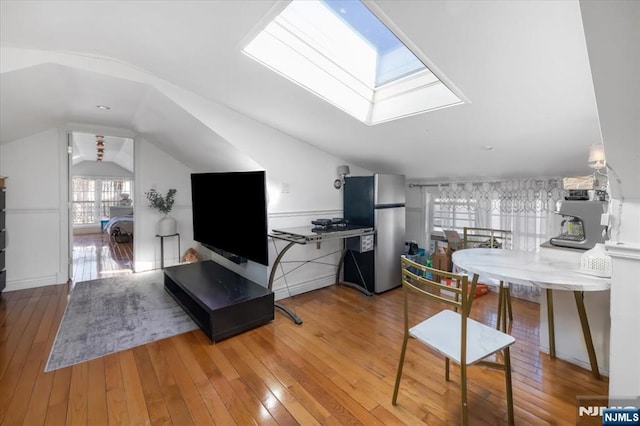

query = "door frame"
[67,130,137,282]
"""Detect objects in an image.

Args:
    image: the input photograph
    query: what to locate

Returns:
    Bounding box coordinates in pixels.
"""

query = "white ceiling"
[0,0,602,181]
[72,132,134,172]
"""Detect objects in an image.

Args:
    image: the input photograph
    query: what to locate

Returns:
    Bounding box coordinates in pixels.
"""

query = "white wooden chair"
[392,256,516,425]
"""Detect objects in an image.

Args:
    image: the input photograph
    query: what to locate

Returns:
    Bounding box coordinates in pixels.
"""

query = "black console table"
[164,260,274,342]
[268,224,375,325]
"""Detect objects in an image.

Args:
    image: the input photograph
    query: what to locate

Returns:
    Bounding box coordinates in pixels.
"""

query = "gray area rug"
[45,270,198,372]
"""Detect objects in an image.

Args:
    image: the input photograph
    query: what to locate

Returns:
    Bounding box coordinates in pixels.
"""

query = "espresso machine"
[550,200,608,249]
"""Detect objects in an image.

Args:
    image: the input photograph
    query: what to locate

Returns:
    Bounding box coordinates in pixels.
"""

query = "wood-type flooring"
[72,232,133,283]
[0,273,608,424]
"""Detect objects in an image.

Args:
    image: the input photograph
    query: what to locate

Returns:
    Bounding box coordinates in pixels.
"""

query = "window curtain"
[420,187,435,252]
[437,178,565,302]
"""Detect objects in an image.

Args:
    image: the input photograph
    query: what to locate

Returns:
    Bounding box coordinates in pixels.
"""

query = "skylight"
[243,0,466,125]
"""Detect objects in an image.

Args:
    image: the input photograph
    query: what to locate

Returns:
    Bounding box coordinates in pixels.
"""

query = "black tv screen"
[191,171,268,266]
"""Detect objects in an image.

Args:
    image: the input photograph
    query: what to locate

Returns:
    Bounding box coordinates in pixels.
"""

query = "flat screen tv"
[191,171,268,266]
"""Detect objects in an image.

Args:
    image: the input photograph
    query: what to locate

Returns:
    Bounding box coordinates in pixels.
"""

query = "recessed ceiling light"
[482,145,495,151]
[96,105,111,110]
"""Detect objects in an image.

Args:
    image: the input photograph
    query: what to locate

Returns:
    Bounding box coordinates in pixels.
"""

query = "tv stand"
[164,260,274,342]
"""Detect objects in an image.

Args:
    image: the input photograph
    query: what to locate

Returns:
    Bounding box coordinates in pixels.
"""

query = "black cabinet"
[163,260,274,342]
[1,182,5,293]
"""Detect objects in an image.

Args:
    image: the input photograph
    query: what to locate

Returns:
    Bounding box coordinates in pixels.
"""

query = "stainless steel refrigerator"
[343,173,406,293]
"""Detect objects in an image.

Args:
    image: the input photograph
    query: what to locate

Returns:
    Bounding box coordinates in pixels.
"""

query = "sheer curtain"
[420,187,434,252]
[435,178,565,302]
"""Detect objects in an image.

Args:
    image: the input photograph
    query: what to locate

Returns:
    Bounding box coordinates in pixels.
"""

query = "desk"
[269,225,375,325]
[452,247,610,379]
[156,233,180,269]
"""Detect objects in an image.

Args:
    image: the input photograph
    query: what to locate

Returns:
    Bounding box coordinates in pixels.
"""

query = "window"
[72,177,132,225]
[495,198,553,251]
[242,0,465,125]
[433,198,477,234]
[431,179,564,252]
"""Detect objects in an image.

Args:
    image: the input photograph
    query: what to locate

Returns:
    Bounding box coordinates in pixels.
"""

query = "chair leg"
[504,347,515,425]
[461,362,468,426]
[445,357,450,381]
[392,335,409,405]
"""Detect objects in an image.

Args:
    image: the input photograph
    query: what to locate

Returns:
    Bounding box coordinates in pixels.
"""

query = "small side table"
[156,233,180,269]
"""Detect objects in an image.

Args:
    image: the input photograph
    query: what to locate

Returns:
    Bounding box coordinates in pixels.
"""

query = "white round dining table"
[452,248,610,379]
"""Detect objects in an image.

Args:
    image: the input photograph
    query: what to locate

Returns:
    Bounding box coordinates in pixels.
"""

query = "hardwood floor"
[0,279,608,425]
[72,233,133,283]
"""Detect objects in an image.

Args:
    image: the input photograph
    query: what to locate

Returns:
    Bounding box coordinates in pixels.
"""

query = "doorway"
[69,132,135,282]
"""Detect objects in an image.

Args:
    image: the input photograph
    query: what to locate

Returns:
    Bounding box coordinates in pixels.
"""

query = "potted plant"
[145,188,177,235]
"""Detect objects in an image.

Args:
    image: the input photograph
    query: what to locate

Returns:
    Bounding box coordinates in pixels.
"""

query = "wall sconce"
[334,165,350,189]
[588,143,606,170]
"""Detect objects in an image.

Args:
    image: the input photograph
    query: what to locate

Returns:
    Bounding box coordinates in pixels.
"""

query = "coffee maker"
[550,200,607,250]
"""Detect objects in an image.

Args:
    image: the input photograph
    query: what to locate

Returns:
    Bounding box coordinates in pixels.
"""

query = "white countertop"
[452,248,610,291]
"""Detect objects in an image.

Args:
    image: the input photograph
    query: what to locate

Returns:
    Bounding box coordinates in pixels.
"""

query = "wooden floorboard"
[0,234,608,425]
[72,233,133,284]
[0,276,609,425]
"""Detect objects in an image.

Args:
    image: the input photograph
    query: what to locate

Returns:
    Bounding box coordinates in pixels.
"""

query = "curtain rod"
[408,177,562,189]
[408,183,438,188]
[409,180,504,188]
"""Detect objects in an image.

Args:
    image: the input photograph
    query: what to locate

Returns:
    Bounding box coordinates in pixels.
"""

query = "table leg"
[505,285,513,321]
[573,291,601,380]
[160,236,165,269]
[497,284,505,331]
[546,289,556,359]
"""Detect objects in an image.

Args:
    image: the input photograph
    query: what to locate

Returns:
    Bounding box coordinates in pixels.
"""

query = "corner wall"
[580,0,640,399]
[0,129,68,290]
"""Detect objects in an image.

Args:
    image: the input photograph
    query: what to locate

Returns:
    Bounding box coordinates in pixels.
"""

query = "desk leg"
[546,289,556,359]
[574,291,601,380]
[268,241,296,291]
[269,241,303,325]
[336,249,374,297]
[275,302,303,325]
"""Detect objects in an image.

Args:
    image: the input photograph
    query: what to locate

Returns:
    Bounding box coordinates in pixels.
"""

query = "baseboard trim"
[5,275,59,292]
[273,274,336,300]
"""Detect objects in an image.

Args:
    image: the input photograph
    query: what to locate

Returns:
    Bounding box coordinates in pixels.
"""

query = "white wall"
[0,129,68,290]
[135,136,194,272]
[72,160,133,179]
[580,0,640,399]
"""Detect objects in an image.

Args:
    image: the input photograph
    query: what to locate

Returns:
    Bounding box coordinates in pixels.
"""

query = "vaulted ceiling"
[0,0,602,181]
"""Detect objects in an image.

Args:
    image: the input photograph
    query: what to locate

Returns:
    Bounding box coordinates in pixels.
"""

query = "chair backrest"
[462,227,512,250]
[401,256,479,364]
